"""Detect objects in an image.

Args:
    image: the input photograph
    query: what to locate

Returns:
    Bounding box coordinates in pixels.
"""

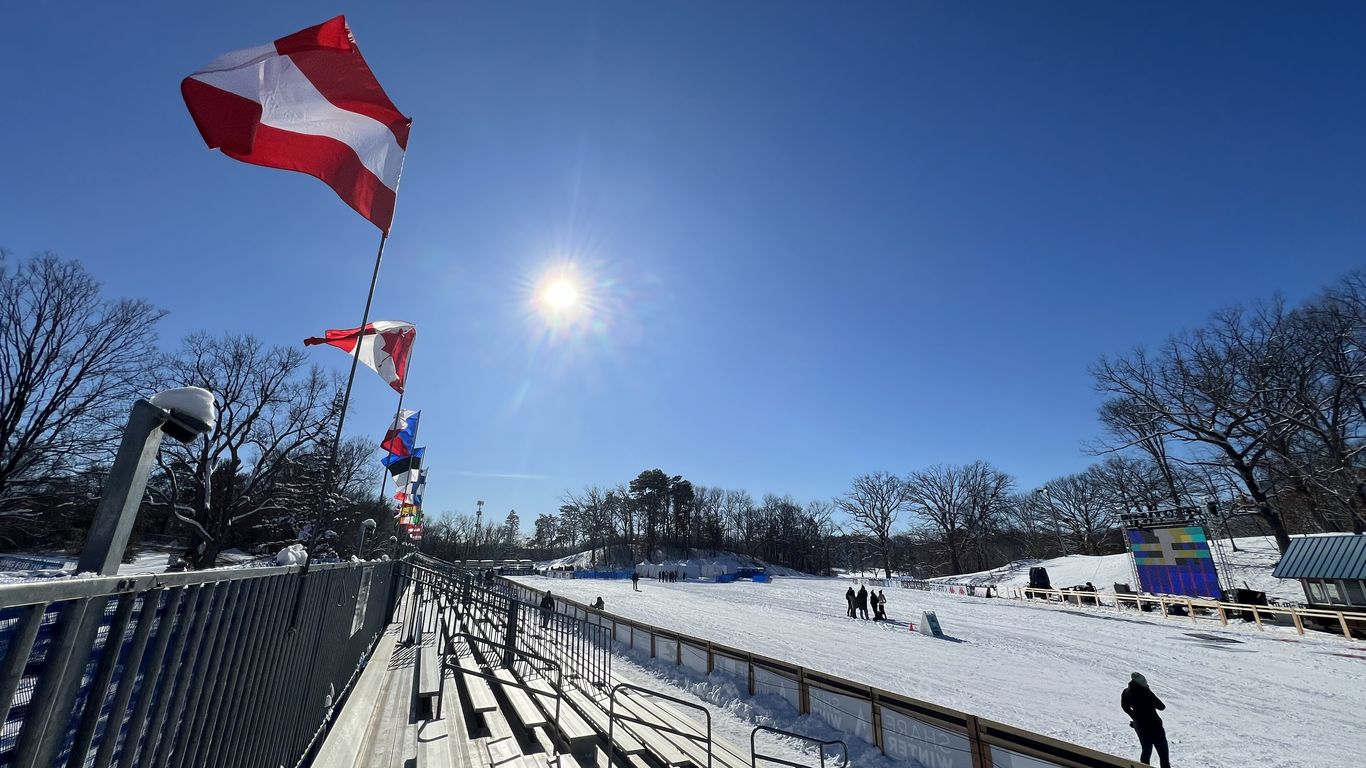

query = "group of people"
[844,584,889,621]
[655,570,682,583]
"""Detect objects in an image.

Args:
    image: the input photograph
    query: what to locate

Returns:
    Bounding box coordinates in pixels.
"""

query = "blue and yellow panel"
[1126,526,1220,598]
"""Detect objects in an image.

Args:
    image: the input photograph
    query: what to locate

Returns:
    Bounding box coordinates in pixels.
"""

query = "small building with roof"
[1271,534,1366,610]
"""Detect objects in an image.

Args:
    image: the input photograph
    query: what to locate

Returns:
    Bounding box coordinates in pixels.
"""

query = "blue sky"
[4,2,1365,531]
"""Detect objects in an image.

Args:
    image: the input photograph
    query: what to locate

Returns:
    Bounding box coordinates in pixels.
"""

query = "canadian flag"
[304,320,415,392]
[181,16,411,232]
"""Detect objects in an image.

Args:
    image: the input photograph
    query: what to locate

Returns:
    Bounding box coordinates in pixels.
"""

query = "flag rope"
[290,229,388,631]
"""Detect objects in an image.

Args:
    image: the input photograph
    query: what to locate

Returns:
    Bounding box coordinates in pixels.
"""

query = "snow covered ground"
[936,536,1305,603]
[513,573,1366,768]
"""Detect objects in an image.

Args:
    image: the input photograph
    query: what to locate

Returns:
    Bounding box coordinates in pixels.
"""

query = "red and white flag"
[304,321,415,392]
[181,16,411,232]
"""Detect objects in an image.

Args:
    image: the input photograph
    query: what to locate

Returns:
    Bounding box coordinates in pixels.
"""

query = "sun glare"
[544,278,580,311]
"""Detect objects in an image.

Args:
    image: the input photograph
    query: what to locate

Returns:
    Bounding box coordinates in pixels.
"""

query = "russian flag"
[381,410,420,458]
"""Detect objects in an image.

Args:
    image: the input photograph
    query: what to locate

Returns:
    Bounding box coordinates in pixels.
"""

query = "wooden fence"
[1011,587,1366,640]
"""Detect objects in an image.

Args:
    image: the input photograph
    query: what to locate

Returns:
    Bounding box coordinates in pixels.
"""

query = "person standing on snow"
[875,589,888,621]
[1121,672,1171,768]
[539,591,555,628]
[856,585,870,619]
[845,586,856,617]
[632,572,641,592]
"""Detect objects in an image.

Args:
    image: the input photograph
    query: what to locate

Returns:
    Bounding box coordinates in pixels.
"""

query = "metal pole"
[77,400,170,575]
[1035,488,1068,557]
[376,355,416,502]
[293,231,389,628]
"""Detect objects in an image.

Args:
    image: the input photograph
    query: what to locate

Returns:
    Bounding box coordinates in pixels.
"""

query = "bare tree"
[152,333,340,567]
[908,462,1013,574]
[1001,492,1052,560]
[720,488,757,555]
[693,485,726,553]
[0,252,165,537]
[1042,470,1116,555]
[1088,455,1170,514]
[562,485,615,564]
[836,471,912,578]
[1092,302,1298,552]
[1260,277,1366,533]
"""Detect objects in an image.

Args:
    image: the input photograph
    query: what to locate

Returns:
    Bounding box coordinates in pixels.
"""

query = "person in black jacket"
[844,586,856,617]
[1121,672,1170,767]
[539,591,555,628]
[856,585,870,619]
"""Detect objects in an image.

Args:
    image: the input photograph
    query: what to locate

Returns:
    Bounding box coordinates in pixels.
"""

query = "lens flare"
[542,278,580,311]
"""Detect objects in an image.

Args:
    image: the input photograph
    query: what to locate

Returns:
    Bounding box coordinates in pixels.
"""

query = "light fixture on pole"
[357,518,377,558]
[1033,487,1069,556]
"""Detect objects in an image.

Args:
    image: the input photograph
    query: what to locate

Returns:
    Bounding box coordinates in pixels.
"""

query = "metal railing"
[439,631,563,727]
[0,559,402,768]
[609,682,713,768]
[751,725,847,768]
[407,561,613,690]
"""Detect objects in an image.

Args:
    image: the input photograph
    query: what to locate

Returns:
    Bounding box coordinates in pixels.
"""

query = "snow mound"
[150,386,217,431]
[276,544,308,566]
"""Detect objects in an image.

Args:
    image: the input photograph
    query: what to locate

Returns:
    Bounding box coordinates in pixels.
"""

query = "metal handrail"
[0,558,381,608]
[751,725,847,768]
[439,631,563,728]
[608,682,712,768]
[0,558,400,768]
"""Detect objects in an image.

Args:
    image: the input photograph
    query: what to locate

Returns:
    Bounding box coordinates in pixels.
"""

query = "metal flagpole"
[377,392,404,501]
[377,349,416,502]
[289,230,389,630]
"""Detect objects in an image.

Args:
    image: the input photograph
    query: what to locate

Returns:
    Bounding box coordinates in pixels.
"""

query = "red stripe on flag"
[274,16,410,151]
[218,123,397,231]
[273,15,353,56]
[288,52,410,151]
[181,78,261,155]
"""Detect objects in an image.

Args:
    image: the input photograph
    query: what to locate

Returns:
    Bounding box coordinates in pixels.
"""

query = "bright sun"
[543,278,580,311]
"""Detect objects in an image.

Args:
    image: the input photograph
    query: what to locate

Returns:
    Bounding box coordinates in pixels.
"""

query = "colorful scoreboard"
[1126,525,1221,598]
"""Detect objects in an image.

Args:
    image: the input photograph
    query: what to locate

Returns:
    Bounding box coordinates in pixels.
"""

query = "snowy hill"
[537,549,808,577]
[936,535,1305,602]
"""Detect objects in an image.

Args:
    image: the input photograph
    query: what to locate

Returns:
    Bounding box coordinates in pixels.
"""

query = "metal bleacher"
[315,556,757,768]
